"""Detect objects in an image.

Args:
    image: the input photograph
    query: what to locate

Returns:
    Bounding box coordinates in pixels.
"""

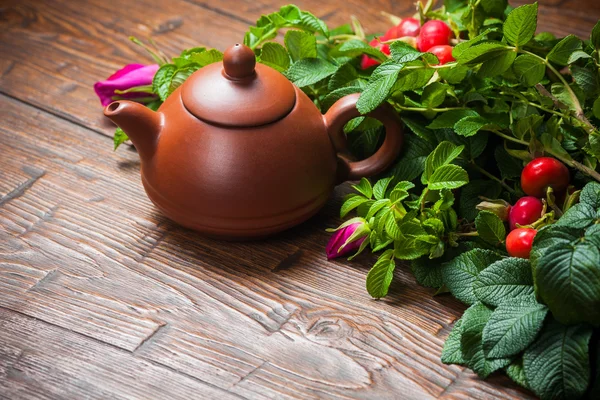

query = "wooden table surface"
[1,1,598,399]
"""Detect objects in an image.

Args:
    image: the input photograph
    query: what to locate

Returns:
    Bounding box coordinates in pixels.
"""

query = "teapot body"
[141,85,338,239]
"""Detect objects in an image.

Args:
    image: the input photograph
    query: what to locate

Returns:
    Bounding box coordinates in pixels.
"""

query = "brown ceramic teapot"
[104,44,403,240]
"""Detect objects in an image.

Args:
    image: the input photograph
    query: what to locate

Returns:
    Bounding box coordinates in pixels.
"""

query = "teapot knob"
[223,43,256,80]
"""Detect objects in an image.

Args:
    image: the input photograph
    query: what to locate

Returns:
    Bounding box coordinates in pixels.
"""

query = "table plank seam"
[181,0,254,25]
[0,167,46,207]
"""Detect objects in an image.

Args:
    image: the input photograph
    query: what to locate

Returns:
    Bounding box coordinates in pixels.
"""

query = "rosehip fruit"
[384,18,421,39]
[508,196,543,230]
[521,157,570,198]
[506,228,537,259]
[417,20,452,52]
[428,45,455,65]
[360,39,390,69]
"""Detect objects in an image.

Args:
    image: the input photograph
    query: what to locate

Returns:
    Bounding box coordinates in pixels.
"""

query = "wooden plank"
[0,94,533,398]
[0,307,242,400]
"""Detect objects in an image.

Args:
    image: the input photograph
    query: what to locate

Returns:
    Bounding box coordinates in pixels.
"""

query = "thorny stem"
[470,161,516,194]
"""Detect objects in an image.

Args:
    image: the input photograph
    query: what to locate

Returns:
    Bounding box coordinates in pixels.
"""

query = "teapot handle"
[323,93,403,183]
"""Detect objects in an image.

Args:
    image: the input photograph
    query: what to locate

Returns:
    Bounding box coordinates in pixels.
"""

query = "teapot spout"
[104,100,162,161]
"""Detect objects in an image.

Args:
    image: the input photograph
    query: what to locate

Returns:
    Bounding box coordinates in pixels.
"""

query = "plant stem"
[455,231,478,237]
[395,105,467,112]
[490,129,529,146]
[420,188,429,212]
[470,161,516,194]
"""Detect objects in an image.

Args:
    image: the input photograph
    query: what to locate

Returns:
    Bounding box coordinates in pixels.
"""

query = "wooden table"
[1,1,598,399]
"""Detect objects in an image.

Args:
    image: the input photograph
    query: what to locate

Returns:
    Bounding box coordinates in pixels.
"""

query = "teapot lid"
[181,44,296,127]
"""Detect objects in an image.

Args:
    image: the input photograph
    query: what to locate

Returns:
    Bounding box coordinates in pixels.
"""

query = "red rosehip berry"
[385,18,421,39]
[506,228,537,259]
[508,196,544,230]
[360,38,390,69]
[417,20,452,52]
[427,45,455,65]
[521,157,570,198]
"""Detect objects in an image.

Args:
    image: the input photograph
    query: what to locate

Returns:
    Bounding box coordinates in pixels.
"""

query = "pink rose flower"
[94,64,159,106]
[326,218,370,260]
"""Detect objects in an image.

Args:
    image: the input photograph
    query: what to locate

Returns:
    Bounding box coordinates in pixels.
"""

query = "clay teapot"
[104,44,403,240]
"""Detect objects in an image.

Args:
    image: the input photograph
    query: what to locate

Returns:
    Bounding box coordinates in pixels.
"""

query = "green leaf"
[554,203,598,229]
[286,58,337,87]
[259,42,290,72]
[456,42,511,65]
[356,62,402,114]
[352,178,372,199]
[152,64,177,101]
[571,65,599,94]
[365,199,390,220]
[506,358,530,390]
[373,177,393,200]
[394,235,430,260]
[593,97,600,120]
[503,3,538,47]
[284,30,317,61]
[295,11,329,37]
[580,181,600,209]
[428,165,469,190]
[421,82,448,109]
[423,141,465,183]
[482,299,548,359]
[389,41,422,63]
[523,319,592,400]
[427,110,479,129]
[592,20,600,50]
[530,226,580,269]
[328,63,363,91]
[477,49,517,78]
[512,54,545,86]
[393,65,435,92]
[340,195,369,217]
[495,146,523,179]
[475,210,506,246]
[337,39,387,61]
[168,67,196,96]
[454,116,494,137]
[388,135,433,182]
[443,249,502,305]
[441,317,465,365]
[189,49,224,67]
[410,257,445,288]
[113,127,128,150]
[366,250,395,298]
[536,242,600,326]
[474,257,534,307]
[547,35,582,66]
[461,302,512,378]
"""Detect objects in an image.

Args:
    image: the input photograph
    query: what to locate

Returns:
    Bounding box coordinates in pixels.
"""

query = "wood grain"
[0,93,533,398]
[0,0,598,398]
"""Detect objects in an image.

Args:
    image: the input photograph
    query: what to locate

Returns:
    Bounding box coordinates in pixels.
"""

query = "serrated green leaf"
[506,358,530,390]
[337,39,387,61]
[259,42,290,72]
[366,250,395,298]
[421,82,448,109]
[284,30,317,61]
[530,226,580,270]
[512,54,546,86]
[475,210,506,246]
[113,127,128,150]
[593,97,600,120]
[388,135,434,182]
[456,42,511,65]
[554,203,598,229]
[443,249,502,305]
[454,116,494,137]
[482,299,547,359]
[352,177,372,199]
[441,317,465,364]
[389,41,422,63]
[547,34,582,66]
[536,242,600,326]
[340,195,369,217]
[168,67,196,96]
[477,49,517,78]
[580,181,600,209]
[571,65,596,93]
[394,235,430,260]
[523,318,592,400]
[286,58,337,87]
[503,3,538,47]
[328,63,362,91]
[592,20,600,50]
[189,49,223,67]
[356,62,402,114]
[495,146,523,179]
[427,109,480,129]
[459,180,502,221]
[410,257,445,288]
[152,64,177,101]
[428,165,469,190]
[474,257,534,307]
[423,141,465,183]
[461,302,512,378]
[295,11,329,37]
[365,199,390,220]
[373,177,393,200]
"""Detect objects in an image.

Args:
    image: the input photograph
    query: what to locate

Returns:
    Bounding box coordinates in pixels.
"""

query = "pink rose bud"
[326,218,370,260]
[94,64,159,106]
